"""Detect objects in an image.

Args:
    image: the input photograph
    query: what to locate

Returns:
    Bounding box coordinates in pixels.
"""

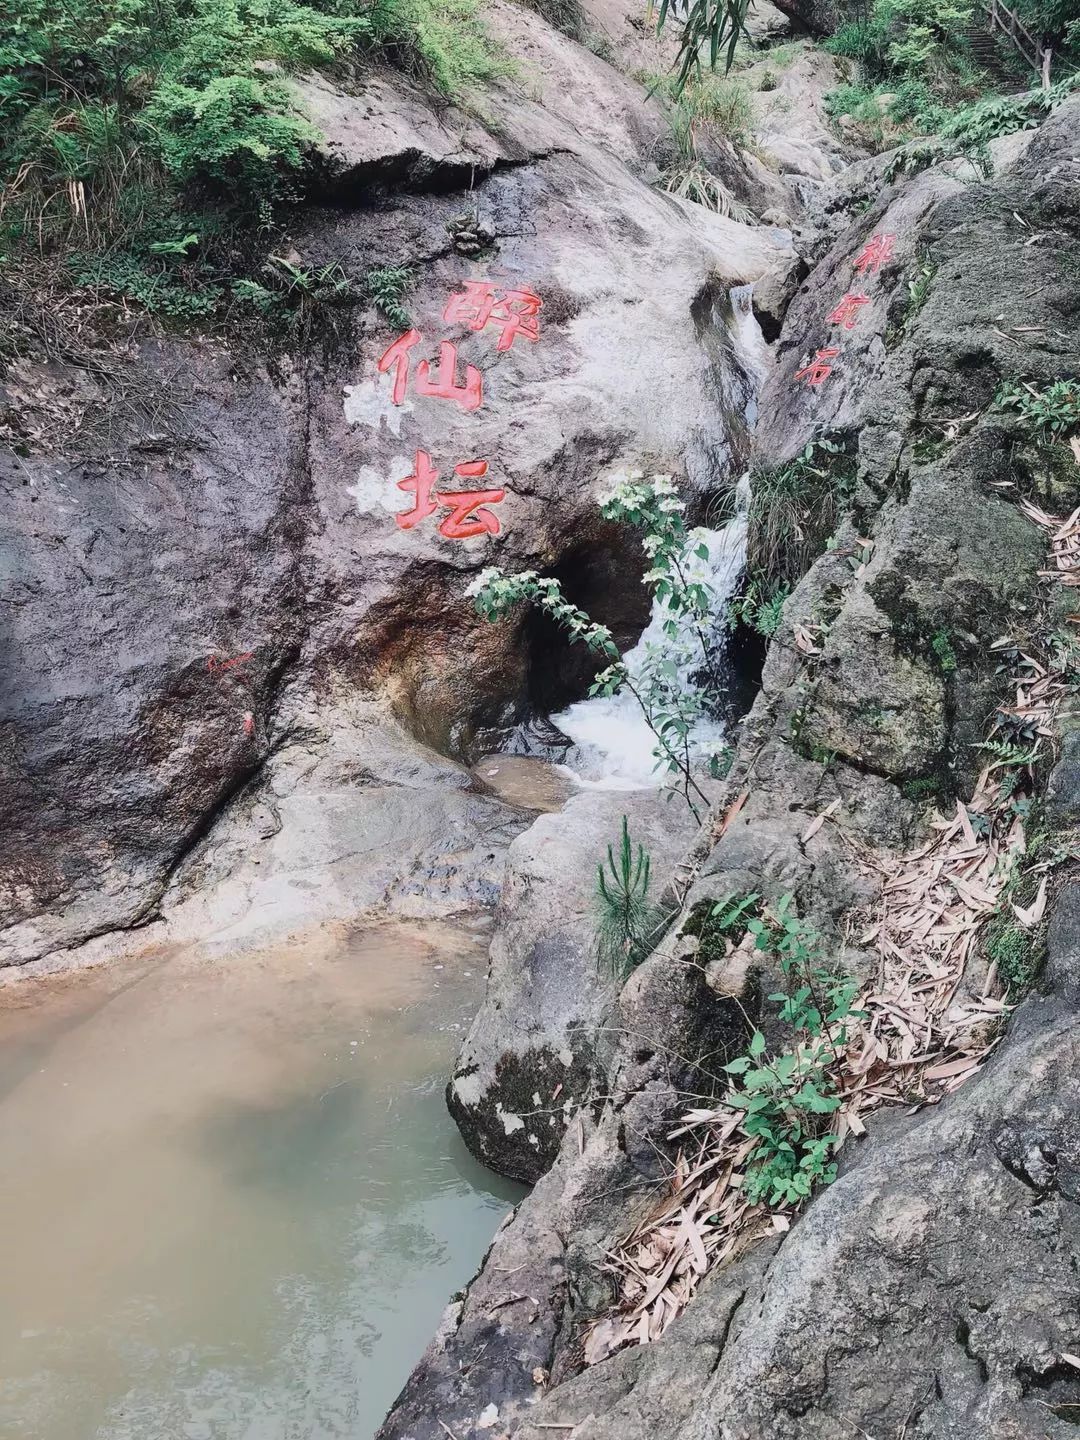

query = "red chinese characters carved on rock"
[374,281,544,539]
[827,292,870,330]
[396,449,505,538]
[377,330,483,412]
[207,651,253,676]
[852,233,896,276]
[795,347,839,388]
[442,281,543,352]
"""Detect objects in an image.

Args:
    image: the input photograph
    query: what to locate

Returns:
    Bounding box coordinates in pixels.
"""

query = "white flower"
[465,566,503,597]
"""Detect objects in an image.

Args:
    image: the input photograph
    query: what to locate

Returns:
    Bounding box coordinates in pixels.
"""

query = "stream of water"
[552,479,749,788]
[0,921,522,1440]
[551,283,765,790]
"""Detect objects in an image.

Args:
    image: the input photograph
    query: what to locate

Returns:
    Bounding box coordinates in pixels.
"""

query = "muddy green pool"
[0,921,521,1440]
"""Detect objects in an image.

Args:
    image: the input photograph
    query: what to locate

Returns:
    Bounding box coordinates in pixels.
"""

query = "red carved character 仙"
[377,331,483,411]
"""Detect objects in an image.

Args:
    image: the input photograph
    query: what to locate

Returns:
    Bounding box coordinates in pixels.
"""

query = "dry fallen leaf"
[589,502,1076,1368]
[802,797,841,843]
[1012,875,1048,929]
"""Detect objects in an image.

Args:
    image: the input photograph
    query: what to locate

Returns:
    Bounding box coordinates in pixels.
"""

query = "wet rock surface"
[5,2,1080,1437]
[379,96,1080,1440]
[0,0,796,971]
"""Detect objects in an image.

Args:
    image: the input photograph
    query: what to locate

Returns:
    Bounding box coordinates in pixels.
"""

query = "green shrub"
[596,817,659,978]
[366,0,513,97]
[930,627,957,673]
[885,0,975,72]
[727,896,863,1207]
[1,0,364,210]
[366,264,415,328]
[748,440,856,588]
[732,577,790,638]
[997,378,1080,441]
[0,0,508,329]
[826,17,890,62]
[986,919,1038,993]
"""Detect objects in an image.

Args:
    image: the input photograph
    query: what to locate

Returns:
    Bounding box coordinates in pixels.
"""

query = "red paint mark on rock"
[852,233,896,275]
[795,347,840,388]
[443,281,543,351]
[208,652,254,676]
[827,293,870,330]
[396,450,504,537]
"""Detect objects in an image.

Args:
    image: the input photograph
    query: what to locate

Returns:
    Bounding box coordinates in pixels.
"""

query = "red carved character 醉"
[443,281,542,352]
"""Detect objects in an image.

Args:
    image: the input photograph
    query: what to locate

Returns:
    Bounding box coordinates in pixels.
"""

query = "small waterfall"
[553,477,750,789]
[728,281,772,398]
[551,280,768,790]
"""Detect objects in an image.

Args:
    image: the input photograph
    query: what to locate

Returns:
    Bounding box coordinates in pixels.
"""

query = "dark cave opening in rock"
[521,529,652,718]
[515,523,767,754]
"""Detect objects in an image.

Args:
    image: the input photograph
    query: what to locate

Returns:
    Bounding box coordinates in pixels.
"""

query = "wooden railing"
[981,0,1053,87]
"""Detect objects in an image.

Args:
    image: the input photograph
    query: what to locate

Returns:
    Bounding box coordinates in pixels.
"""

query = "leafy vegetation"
[731,577,790,638]
[997,378,1080,442]
[747,439,856,590]
[366,264,415,328]
[931,627,958,674]
[644,70,758,217]
[369,0,512,99]
[595,817,660,978]
[831,0,977,74]
[1010,0,1080,64]
[0,0,506,332]
[656,0,751,94]
[719,895,862,1207]
[469,473,731,817]
[985,916,1040,992]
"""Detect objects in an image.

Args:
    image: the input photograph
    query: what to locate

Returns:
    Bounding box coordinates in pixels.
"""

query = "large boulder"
[447,788,700,1183]
[379,95,1080,1440]
[0,0,795,970]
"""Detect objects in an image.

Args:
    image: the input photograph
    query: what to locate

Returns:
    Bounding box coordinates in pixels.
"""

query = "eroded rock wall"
[0,0,798,971]
[379,95,1080,1440]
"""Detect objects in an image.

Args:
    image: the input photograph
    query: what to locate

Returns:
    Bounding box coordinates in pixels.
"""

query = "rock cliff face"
[4,2,1080,1438]
[0,0,799,973]
[379,90,1080,1440]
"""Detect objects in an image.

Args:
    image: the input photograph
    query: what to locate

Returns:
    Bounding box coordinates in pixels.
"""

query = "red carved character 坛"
[435,460,505,538]
[396,451,505,537]
[395,448,440,529]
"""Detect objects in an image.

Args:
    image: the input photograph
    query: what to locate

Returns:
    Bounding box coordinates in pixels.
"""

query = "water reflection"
[0,921,522,1440]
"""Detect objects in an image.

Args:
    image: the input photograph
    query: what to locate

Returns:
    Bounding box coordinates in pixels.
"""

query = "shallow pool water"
[0,920,521,1440]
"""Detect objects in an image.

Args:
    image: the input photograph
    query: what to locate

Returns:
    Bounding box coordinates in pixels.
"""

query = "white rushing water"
[553,478,749,789]
[553,282,765,791]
